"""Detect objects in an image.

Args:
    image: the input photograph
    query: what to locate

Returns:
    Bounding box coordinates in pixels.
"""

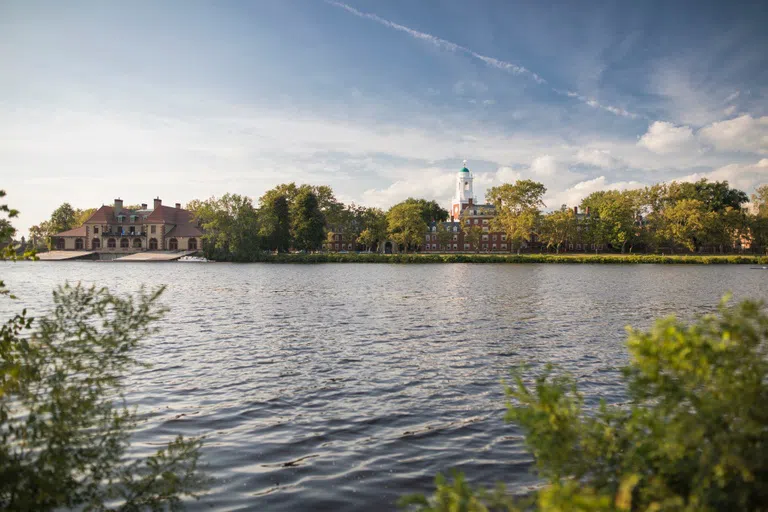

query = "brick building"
[52,198,203,253]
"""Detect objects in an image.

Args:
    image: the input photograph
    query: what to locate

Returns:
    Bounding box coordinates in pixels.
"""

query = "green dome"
[460,167,470,173]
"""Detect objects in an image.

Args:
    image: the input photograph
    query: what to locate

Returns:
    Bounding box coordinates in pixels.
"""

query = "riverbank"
[244,253,768,264]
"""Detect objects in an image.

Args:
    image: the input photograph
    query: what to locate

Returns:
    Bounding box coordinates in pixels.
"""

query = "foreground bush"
[403,296,768,511]
[0,284,206,511]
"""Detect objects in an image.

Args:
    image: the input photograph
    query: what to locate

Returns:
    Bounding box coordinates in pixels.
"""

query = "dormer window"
[117,215,124,223]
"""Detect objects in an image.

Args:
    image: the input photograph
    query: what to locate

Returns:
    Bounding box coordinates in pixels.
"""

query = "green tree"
[387,202,428,252]
[539,208,577,253]
[401,198,449,224]
[190,194,262,261]
[260,194,291,252]
[292,189,325,251]
[406,296,768,511]
[462,225,483,253]
[49,202,77,234]
[436,223,454,250]
[74,207,97,227]
[487,180,546,254]
[581,191,640,253]
[660,198,708,252]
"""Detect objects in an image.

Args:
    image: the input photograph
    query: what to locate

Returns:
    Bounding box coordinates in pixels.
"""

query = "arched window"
[149,238,158,250]
[133,238,142,248]
[188,238,197,250]
[56,238,65,250]
[107,238,116,248]
[92,238,101,249]
[120,238,129,248]
[168,238,178,251]
[75,238,84,250]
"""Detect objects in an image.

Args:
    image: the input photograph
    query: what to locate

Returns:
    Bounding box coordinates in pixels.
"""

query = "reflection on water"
[1,262,766,510]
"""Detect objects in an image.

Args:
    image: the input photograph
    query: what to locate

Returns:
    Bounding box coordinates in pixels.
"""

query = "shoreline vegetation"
[230,252,768,264]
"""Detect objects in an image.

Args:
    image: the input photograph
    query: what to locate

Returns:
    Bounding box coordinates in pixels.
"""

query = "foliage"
[0,283,207,511]
[291,189,326,251]
[580,190,642,253]
[259,194,291,252]
[401,198,450,224]
[462,225,483,252]
[189,194,263,261]
[387,202,428,252]
[436,223,454,250]
[539,208,577,253]
[487,180,546,253]
[405,296,768,511]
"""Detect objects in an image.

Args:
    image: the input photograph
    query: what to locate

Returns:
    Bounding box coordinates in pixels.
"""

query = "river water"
[1,262,767,510]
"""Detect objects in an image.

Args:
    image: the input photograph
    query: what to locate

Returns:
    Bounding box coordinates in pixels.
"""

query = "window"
[492,235,497,241]
[425,235,431,242]
[452,244,457,250]
[453,226,458,232]
[92,238,100,249]
[465,219,470,225]
[168,238,178,251]
[75,238,84,250]
[501,235,507,241]
[133,238,142,248]
[464,181,469,190]
[576,244,582,250]
[482,244,488,249]
[482,235,488,241]
[431,244,437,250]
[107,238,116,248]
[149,238,158,250]
[120,238,129,248]
[464,243,469,250]
[94,227,99,234]
[188,238,197,250]
[474,219,479,224]
[432,226,436,232]
[482,227,488,232]
[482,219,488,224]
[151,225,156,234]
[569,244,574,250]
[502,244,508,249]
[335,243,339,249]
[452,235,458,241]
[492,244,497,250]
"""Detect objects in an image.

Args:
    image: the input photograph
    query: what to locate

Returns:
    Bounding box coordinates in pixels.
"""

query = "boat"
[178,255,210,262]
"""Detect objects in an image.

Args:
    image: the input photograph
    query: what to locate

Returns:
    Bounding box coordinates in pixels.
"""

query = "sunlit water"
[2,262,767,510]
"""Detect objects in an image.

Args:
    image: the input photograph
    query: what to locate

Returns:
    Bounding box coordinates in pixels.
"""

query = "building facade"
[53,198,203,253]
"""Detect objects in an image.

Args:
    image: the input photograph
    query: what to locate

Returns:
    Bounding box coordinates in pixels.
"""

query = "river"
[1,262,767,510]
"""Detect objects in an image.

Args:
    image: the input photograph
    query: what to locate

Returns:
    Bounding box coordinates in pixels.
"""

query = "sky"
[1,0,767,235]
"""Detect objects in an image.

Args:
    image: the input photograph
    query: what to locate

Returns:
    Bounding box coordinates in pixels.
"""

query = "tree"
[581,190,640,253]
[539,208,577,253]
[406,296,768,511]
[292,189,325,251]
[190,194,262,261]
[401,198,449,224]
[660,199,708,252]
[74,207,96,227]
[436,223,454,250]
[49,202,77,234]
[259,194,291,252]
[462,225,483,253]
[752,185,768,217]
[387,202,428,252]
[488,180,546,254]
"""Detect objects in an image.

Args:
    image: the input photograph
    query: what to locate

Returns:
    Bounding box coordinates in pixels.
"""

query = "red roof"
[145,205,194,224]
[54,225,87,237]
[164,224,203,237]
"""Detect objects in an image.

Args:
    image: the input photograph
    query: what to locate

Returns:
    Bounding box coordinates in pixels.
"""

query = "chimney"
[175,203,181,209]
[573,206,578,215]
[585,206,590,215]
[154,198,162,210]
[141,203,147,210]
[114,198,123,215]
[468,198,473,206]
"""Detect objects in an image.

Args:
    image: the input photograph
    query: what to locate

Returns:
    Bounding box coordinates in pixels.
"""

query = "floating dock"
[113,251,198,262]
[36,251,96,261]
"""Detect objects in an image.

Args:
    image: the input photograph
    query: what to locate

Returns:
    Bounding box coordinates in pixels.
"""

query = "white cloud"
[698,114,768,154]
[638,121,696,154]
[545,176,646,210]
[360,166,456,208]
[675,158,768,192]
[575,148,622,168]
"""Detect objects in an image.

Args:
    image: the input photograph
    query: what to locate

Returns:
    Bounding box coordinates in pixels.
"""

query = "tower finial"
[462,159,467,166]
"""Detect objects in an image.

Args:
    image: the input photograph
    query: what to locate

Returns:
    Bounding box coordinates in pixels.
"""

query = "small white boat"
[178,255,209,262]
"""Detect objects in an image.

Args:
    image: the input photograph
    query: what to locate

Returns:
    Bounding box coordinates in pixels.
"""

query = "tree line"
[11,179,768,258]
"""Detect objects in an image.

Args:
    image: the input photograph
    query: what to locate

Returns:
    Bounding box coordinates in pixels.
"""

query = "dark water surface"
[2,262,767,511]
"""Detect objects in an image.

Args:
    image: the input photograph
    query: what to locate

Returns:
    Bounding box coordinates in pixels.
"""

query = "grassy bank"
[239,252,768,264]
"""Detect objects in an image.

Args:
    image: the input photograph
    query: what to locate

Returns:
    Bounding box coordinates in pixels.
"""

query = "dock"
[113,251,198,262]
[36,251,96,261]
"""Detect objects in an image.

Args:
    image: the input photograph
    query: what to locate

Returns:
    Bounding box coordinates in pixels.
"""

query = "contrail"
[326,1,640,119]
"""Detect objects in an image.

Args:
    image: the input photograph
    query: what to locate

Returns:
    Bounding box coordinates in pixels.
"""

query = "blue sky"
[2,0,767,234]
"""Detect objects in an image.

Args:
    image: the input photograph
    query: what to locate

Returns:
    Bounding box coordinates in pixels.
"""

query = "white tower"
[451,160,474,219]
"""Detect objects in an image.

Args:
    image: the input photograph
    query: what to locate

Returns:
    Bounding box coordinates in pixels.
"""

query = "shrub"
[0,284,207,511]
[403,296,768,511]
